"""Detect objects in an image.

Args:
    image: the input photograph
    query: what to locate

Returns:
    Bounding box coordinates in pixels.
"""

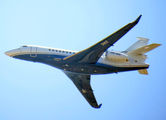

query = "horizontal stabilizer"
[138,69,148,75]
[128,43,161,55]
[126,37,149,51]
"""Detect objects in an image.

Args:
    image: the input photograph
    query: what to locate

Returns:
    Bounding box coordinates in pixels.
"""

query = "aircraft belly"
[48,63,112,74]
[12,54,149,75]
[44,60,149,75]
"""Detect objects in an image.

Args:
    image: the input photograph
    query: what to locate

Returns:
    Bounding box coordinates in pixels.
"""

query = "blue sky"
[0,0,166,120]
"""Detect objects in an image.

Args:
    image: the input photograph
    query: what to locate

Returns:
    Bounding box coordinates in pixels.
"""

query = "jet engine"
[106,51,128,62]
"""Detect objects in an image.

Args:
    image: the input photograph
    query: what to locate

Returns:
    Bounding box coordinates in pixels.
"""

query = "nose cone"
[5,50,14,57]
[5,48,20,57]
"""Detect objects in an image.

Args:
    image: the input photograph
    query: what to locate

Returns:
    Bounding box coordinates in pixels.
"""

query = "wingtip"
[93,103,102,109]
[134,15,142,24]
[98,103,102,108]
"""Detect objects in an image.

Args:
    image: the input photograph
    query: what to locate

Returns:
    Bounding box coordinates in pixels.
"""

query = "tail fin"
[126,37,149,52]
[127,43,161,64]
[126,38,161,75]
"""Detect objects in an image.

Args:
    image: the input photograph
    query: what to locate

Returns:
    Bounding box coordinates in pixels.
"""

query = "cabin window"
[111,52,114,54]
[73,52,75,54]
[62,51,65,53]
[52,49,54,51]
[59,50,61,52]
[69,52,71,54]
[56,50,58,52]
[66,51,68,53]
[49,49,51,51]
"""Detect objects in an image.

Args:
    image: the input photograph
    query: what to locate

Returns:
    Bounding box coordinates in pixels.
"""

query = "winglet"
[94,103,102,109]
[98,103,102,108]
[133,15,142,24]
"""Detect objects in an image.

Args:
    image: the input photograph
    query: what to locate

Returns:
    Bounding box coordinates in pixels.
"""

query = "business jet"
[5,15,161,108]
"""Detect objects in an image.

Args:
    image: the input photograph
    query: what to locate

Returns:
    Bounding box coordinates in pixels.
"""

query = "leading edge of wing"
[63,71,102,108]
[63,15,142,64]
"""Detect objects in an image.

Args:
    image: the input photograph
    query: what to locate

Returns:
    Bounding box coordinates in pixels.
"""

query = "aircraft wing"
[63,71,102,108]
[63,15,142,64]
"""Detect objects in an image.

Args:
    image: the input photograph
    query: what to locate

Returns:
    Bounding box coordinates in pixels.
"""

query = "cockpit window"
[22,45,27,47]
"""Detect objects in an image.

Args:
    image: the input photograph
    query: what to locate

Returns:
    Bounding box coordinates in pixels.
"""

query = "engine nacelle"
[106,51,128,62]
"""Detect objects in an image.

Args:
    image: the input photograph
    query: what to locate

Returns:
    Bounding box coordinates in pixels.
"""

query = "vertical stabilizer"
[126,37,149,52]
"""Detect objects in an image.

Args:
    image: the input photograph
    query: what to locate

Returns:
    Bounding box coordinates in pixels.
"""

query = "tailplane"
[125,37,161,75]
[126,37,149,52]
[127,43,161,55]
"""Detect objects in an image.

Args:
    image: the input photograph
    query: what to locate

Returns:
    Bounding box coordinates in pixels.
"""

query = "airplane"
[5,15,161,109]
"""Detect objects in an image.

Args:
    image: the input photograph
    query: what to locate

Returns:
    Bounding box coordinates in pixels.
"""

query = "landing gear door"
[30,46,37,57]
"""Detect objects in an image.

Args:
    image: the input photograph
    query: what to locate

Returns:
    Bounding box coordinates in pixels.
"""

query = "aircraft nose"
[5,50,13,57]
[5,49,19,57]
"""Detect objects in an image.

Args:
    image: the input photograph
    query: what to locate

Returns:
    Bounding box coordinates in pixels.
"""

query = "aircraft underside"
[5,15,160,108]
[46,62,149,75]
[13,54,149,75]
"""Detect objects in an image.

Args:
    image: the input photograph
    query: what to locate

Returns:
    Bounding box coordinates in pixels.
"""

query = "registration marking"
[101,40,109,46]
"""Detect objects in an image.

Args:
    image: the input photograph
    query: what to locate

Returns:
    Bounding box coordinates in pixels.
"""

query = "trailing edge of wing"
[63,71,102,108]
[63,15,142,64]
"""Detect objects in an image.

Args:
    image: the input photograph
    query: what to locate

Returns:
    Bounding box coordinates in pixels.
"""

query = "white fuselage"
[5,45,149,70]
